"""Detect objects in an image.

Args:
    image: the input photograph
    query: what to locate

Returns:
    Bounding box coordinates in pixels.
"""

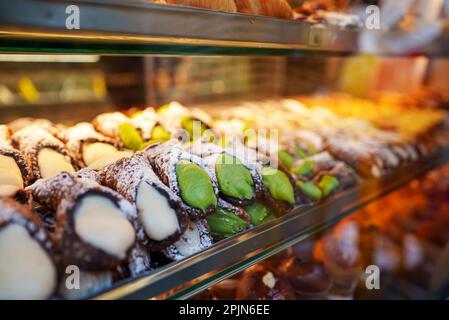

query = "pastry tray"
[91,148,449,300]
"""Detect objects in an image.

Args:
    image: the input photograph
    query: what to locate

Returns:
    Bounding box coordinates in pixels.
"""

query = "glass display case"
[0,0,448,300]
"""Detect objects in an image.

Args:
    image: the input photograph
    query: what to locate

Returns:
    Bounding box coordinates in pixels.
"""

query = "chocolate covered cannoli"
[145,141,219,220]
[0,197,57,299]
[100,152,189,250]
[12,126,76,181]
[163,219,213,261]
[260,165,297,216]
[126,243,152,277]
[60,122,132,170]
[27,172,137,271]
[0,125,31,197]
[187,141,264,207]
[76,167,101,182]
[206,199,250,240]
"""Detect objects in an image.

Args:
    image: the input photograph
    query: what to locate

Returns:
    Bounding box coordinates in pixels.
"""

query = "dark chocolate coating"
[0,196,57,269]
[27,172,138,272]
[57,190,135,272]
[12,127,78,182]
[163,219,213,262]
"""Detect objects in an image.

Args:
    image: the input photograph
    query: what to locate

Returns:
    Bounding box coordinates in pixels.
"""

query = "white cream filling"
[83,143,132,170]
[136,182,179,241]
[83,142,117,166]
[38,148,75,178]
[0,224,57,300]
[74,195,135,259]
[175,222,201,257]
[0,155,23,196]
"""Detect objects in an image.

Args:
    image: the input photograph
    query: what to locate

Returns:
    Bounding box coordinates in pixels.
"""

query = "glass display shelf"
[0,0,357,56]
[2,1,448,56]
[91,148,449,300]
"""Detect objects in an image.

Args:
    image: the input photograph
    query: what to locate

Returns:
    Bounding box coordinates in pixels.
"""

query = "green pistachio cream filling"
[181,117,208,141]
[151,125,171,142]
[216,153,254,200]
[206,208,246,238]
[176,160,217,212]
[318,175,340,197]
[278,150,295,169]
[246,202,276,226]
[118,122,144,151]
[261,166,295,204]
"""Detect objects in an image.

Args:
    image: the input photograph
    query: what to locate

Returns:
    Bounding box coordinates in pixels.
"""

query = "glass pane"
[191,164,449,300]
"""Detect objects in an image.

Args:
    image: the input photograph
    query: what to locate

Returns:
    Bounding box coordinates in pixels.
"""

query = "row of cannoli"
[91,102,212,151]
[1,96,446,299]
[211,98,449,178]
[0,130,325,299]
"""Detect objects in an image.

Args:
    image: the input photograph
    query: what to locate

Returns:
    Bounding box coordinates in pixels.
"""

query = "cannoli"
[8,117,58,135]
[156,102,213,141]
[93,110,170,151]
[187,141,263,207]
[228,138,297,214]
[57,243,151,300]
[277,130,325,170]
[12,126,76,181]
[206,199,250,240]
[290,152,358,202]
[325,136,386,178]
[145,141,218,219]
[313,163,358,194]
[0,197,57,299]
[260,165,297,215]
[58,269,113,300]
[245,202,277,227]
[0,125,31,196]
[92,111,130,140]
[130,107,171,143]
[60,122,132,170]
[27,172,137,271]
[163,219,213,261]
[126,243,152,277]
[290,152,338,178]
[99,152,189,250]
